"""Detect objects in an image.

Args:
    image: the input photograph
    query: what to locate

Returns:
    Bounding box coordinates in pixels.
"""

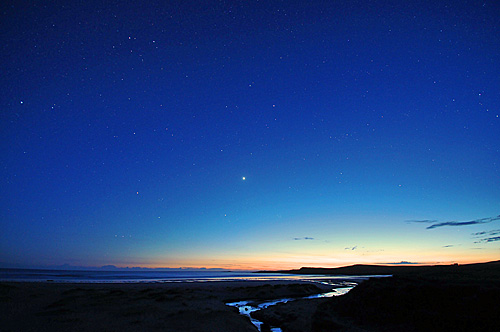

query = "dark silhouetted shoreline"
[254,260,500,331]
[259,260,500,279]
[2,261,499,331]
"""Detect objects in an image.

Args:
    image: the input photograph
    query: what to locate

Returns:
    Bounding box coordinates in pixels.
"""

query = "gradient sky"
[1,0,499,270]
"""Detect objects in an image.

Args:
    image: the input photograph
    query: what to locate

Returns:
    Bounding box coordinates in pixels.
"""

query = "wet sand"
[0,280,331,332]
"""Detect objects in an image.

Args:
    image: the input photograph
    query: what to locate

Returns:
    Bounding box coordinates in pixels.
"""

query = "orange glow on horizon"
[119,256,498,271]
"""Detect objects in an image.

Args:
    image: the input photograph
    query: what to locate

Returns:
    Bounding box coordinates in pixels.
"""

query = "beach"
[0,280,333,332]
[253,261,500,332]
[2,261,500,332]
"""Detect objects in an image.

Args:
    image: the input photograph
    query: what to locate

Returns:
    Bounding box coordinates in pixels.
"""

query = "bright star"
[242,176,246,180]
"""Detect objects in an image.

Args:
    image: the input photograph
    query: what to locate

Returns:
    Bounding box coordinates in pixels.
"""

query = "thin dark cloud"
[405,219,437,224]
[344,246,357,251]
[474,215,500,223]
[386,261,420,265]
[421,215,500,230]
[474,236,500,243]
[471,229,500,237]
[293,237,314,241]
[442,245,454,248]
[428,221,484,229]
[472,229,500,244]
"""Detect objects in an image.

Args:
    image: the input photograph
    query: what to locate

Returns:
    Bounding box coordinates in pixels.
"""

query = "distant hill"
[259,260,500,281]
[255,260,500,331]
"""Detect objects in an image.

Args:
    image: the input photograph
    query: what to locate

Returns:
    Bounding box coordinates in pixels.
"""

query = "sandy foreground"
[0,280,333,332]
[3,261,500,332]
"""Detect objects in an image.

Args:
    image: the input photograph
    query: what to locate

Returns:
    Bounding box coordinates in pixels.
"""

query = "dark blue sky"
[1,0,499,269]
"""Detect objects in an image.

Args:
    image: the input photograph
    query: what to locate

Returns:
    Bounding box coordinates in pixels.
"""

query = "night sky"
[1,0,499,270]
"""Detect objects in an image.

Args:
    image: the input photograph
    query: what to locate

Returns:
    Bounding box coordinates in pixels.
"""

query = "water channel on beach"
[226,278,362,332]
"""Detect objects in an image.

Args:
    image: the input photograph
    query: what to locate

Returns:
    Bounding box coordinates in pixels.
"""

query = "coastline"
[3,261,499,331]
[260,259,500,278]
[253,261,500,332]
[0,280,334,332]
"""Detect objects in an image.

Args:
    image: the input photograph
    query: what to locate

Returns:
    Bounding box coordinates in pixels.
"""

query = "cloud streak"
[293,237,314,241]
[408,215,500,230]
[472,229,500,237]
[472,229,500,244]
[406,219,437,224]
[475,236,500,243]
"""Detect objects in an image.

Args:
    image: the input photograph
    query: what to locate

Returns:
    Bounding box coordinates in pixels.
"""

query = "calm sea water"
[0,268,270,283]
[0,268,377,283]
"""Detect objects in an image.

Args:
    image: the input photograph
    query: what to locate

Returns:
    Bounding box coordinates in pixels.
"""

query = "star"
[242,176,246,180]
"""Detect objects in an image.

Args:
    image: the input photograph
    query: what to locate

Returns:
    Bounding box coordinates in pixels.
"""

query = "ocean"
[0,268,268,283]
[0,268,372,283]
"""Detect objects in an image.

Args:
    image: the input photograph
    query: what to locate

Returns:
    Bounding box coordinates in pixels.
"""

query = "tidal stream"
[226,280,358,332]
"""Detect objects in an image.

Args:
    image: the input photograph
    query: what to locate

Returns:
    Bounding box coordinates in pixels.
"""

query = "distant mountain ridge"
[0,263,230,272]
[259,260,500,279]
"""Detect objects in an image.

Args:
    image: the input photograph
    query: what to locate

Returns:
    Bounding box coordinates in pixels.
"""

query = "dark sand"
[254,261,500,332]
[0,280,332,332]
[3,261,500,331]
